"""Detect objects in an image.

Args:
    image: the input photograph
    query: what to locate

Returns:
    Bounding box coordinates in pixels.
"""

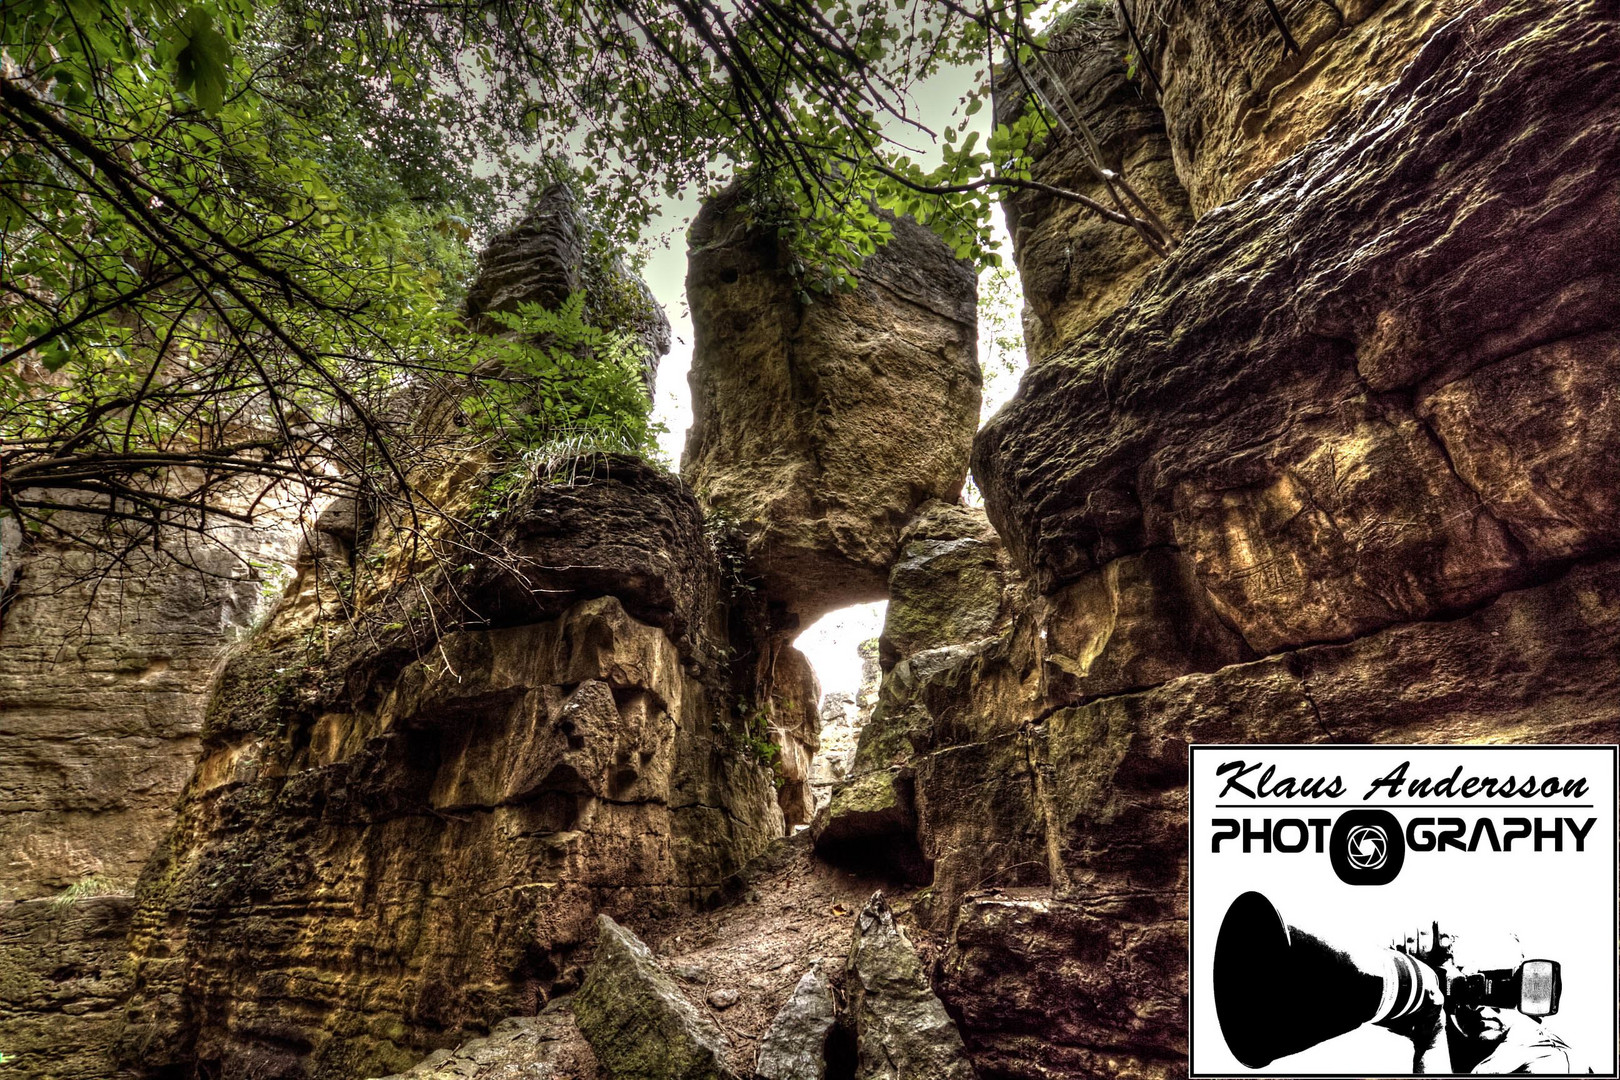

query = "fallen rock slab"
[754,965,837,1080]
[845,893,975,1080]
[574,915,738,1080]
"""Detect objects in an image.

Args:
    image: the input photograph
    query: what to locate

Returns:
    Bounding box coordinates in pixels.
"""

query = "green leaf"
[172,7,232,115]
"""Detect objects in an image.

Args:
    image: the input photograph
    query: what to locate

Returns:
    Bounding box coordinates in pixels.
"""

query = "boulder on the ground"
[754,966,837,1080]
[844,893,976,1080]
[683,184,980,624]
[573,915,737,1080]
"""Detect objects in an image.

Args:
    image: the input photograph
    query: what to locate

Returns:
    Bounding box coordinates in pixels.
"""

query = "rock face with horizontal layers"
[0,497,301,1080]
[115,458,784,1080]
[0,512,298,904]
[887,1,1620,1076]
[0,895,140,1080]
[994,4,1193,359]
[682,185,981,625]
[975,0,1619,623]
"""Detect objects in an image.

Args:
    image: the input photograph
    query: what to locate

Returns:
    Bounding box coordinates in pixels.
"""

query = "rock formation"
[115,458,784,1079]
[975,0,1618,633]
[0,894,140,1080]
[844,893,976,1080]
[819,1,1620,1077]
[876,502,1015,668]
[994,4,1193,360]
[0,499,302,1078]
[813,504,1020,883]
[682,184,981,625]
[573,916,736,1080]
[1141,0,1459,216]
[464,183,672,392]
[6,2,1618,1079]
[0,514,299,903]
[755,966,838,1080]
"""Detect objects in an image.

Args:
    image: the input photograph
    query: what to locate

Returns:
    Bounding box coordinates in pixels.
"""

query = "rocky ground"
[376,833,952,1079]
[642,835,901,1077]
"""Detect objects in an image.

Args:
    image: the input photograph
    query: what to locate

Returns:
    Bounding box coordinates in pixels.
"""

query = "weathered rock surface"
[843,4,1620,1078]
[115,460,784,1080]
[754,967,836,1080]
[1143,0,1456,216]
[877,503,1014,669]
[995,4,1193,358]
[0,495,300,1080]
[975,0,1620,651]
[0,895,139,1080]
[682,185,981,623]
[371,1001,600,1079]
[844,894,976,1080]
[574,916,736,1080]
[814,506,1018,878]
[754,638,823,828]
[464,183,671,391]
[452,456,727,658]
[0,517,297,903]
[917,551,1620,1080]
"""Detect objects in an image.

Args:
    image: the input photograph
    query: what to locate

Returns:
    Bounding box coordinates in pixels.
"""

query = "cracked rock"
[754,965,836,1080]
[845,894,975,1080]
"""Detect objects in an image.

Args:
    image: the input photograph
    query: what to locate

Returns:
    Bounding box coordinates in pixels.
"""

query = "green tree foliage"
[0,0,1176,571]
[0,0,647,564]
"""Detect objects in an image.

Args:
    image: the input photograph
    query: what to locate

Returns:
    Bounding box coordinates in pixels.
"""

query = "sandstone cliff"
[5,1,1617,1078]
[818,1,1619,1076]
[994,4,1193,360]
[116,457,786,1079]
[0,501,302,1077]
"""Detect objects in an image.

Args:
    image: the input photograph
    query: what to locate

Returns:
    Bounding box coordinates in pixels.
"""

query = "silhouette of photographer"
[1382,927,1590,1073]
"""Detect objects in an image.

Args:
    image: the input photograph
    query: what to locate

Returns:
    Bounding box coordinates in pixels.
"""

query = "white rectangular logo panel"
[1189,745,1618,1078]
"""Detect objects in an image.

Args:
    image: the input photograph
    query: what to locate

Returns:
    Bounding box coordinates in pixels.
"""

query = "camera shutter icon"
[1346,825,1389,870]
[1330,810,1405,885]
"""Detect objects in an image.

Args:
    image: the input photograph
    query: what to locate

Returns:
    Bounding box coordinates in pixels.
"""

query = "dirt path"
[640,833,926,1076]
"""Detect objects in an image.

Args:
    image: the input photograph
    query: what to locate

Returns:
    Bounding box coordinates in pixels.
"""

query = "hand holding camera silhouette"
[1213,893,1565,1069]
